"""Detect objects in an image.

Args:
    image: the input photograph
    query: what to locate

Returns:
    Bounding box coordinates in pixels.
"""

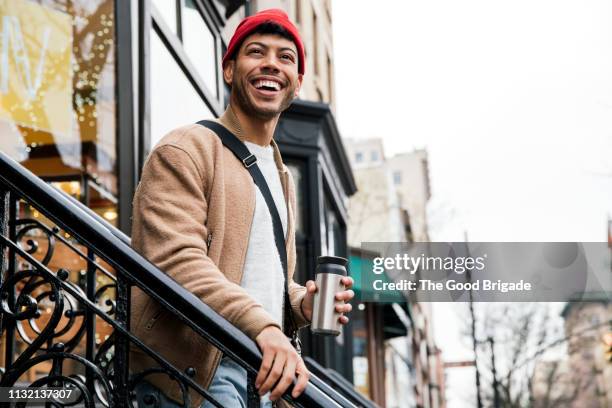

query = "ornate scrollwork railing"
[0,151,354,407]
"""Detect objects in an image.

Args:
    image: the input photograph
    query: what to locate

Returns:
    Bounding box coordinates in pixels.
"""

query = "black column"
[115,0,137,235]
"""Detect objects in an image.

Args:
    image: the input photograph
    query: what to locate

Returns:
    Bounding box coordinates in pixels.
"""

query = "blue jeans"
[135,357,273,407]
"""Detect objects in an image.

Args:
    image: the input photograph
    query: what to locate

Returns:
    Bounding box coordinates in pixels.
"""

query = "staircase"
[0,151,380,407]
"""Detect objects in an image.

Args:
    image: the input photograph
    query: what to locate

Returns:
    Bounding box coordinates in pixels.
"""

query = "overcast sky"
[332,1,612,406]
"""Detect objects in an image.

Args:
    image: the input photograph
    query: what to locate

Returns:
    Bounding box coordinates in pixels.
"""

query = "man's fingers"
[291,360,310,398]
[341,276,354,288]
[335,303,352,313]
[305,280,317,293]
[255,350,275,389]
[335,289,354,302]
[259,353,287,396]
[339,315,349,325]
[270,355,297,401]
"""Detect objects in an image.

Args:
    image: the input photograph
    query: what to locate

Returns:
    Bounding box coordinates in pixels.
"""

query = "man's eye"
[281,54,295,62]
[249,49,262,55]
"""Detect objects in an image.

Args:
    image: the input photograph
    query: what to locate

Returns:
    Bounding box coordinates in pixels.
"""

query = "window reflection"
[47,177,118,227]
[183,0,218,98]
[150,30,214,149]
[0,0,117,195]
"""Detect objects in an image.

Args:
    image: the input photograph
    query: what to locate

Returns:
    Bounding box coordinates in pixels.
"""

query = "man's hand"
[301,276,354,324]
[254,326,310,401]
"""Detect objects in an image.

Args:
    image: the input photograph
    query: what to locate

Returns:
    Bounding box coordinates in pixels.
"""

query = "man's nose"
[260,54,281,73]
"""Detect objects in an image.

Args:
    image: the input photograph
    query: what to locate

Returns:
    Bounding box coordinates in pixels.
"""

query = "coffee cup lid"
[317,256,348,266]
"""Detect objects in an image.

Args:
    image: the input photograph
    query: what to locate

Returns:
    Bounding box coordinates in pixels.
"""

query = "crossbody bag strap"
[196,120,298,336]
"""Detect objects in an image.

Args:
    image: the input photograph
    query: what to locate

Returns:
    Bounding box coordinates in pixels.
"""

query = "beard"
[232,71,296,120]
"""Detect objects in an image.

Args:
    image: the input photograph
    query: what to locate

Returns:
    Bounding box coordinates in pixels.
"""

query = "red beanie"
[222,9,305,75]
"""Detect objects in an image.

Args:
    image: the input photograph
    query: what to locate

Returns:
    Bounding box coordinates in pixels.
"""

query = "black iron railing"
[0,151,358,407]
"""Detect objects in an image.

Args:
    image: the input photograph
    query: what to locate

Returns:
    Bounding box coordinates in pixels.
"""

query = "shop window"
[182,0,218,98]
[150,31,213,149]
[0,0,117,202]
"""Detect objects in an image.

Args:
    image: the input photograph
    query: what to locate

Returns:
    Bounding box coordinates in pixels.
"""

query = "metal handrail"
[0,151,353,407]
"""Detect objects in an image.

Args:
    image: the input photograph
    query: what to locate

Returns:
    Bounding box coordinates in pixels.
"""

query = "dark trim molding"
[282,100,357,196]
[194,0,226,35]
[115,0,137,234]
[198,0,227,31]
[177,0,185,41]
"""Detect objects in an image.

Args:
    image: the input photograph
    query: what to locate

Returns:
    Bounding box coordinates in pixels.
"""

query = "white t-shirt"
[240,141,287,328]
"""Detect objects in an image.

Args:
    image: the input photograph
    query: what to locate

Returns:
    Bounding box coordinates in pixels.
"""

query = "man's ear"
[223,61,234,87]
[294,74,303,98]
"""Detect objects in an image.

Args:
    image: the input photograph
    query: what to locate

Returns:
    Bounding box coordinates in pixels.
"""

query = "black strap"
[196,120,298,337]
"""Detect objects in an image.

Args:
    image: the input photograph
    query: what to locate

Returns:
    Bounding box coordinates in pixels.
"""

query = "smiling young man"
[130,9,354,408]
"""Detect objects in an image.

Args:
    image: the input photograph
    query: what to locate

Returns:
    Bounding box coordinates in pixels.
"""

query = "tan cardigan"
[130,107,309,405]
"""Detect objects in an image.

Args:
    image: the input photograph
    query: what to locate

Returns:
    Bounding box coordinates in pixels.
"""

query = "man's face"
[224,33,303,120]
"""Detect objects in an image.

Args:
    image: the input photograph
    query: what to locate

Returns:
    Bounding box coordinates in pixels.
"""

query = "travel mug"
[311,255,348,336]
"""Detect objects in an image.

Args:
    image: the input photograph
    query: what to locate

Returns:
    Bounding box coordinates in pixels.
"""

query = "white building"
[344,138,407,246]
[345,138,431,244]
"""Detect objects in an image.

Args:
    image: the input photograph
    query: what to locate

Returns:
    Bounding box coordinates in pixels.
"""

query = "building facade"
[532,300,612,408]
[560,299,612,407]
[0,0,360,391]
[346,139,432,242]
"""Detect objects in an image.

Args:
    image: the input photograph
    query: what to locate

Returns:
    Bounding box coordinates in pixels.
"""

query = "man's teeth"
[254,80,281,91]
